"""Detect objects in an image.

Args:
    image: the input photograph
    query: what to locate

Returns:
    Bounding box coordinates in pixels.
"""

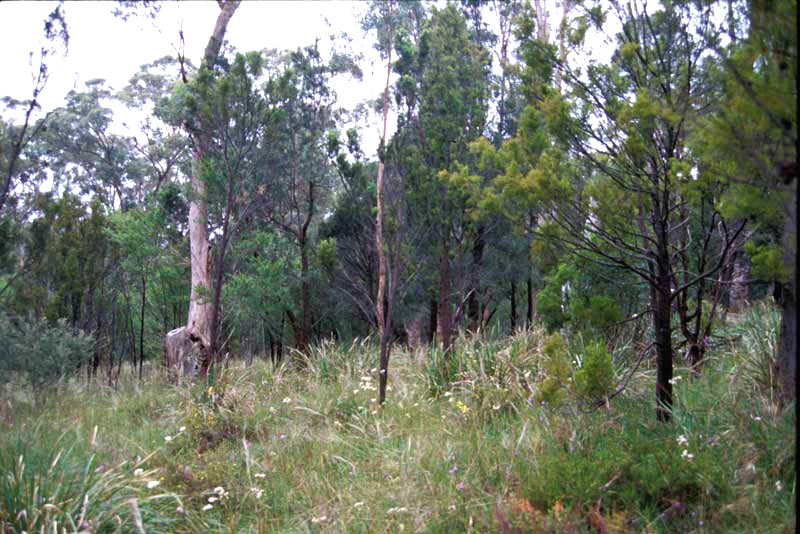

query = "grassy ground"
[0,305,795,533]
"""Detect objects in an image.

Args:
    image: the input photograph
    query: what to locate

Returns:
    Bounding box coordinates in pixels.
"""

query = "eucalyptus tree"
[0,3,69,216]
[165,0,239,378]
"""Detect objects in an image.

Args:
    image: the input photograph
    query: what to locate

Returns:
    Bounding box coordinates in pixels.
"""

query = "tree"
[392,4,491,352]
[166,0,240,378]
[0,3,69,215]
[695,0,797,403]
[482,1,745,421]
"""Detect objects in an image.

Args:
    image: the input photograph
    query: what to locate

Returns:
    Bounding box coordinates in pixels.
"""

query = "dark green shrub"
[574,341,615,401]
[0,314,94,390]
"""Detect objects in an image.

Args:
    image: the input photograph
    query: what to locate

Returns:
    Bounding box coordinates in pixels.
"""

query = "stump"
[164,326,199,385]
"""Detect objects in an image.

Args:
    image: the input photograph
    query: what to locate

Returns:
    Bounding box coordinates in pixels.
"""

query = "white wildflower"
[681,450,694,460]
[164,435,173,442]
[676,435,688,446]
[282,397,292,404]
[353,502,365,508]
[146,480,160,489]
[202,504,213,511]
[254,473,267,479]
[776,481,784,491]
[178,426,186,433]
[251,487,263,499]
[208,497,218,503]
[213,486,225,495]
[133,468,144,477]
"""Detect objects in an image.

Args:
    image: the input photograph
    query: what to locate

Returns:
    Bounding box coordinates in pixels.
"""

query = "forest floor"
[0,303,795,533]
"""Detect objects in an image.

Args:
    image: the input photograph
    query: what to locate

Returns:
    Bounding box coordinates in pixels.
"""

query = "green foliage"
[574,341,615,401]
[744,241,790,284]
[572,294,624,332]
[0,314,94,391]
[0,307,794,532]
[535,333,571,405]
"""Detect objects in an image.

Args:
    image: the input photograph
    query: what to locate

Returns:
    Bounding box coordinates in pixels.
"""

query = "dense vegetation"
[0,0,795,532]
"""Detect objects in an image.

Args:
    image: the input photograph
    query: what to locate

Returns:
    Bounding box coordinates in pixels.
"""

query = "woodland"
[0,0,796,532]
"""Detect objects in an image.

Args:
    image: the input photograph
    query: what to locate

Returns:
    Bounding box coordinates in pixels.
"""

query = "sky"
[0,0,393,157]
[0,0,614,160]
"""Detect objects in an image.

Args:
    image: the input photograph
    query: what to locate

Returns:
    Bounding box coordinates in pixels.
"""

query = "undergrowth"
[0,302,794,533]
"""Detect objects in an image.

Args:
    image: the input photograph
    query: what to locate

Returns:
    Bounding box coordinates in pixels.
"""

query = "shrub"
[0,314,94,391]
[535,333,572,405]
[574,341,615,401]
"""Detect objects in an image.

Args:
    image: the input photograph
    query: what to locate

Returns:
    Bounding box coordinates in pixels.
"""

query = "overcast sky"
[1,1,609,160]
[0,1,395,156]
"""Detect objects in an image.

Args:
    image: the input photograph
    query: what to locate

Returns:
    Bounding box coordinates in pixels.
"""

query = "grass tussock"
[0,305,794,533]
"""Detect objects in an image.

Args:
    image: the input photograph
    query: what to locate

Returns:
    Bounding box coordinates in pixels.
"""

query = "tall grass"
[0,303,794,533]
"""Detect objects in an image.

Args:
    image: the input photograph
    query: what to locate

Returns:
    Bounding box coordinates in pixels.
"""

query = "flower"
[251,487,263,499]
[146,480,160,489]
[676,435,688,446]
[178,426,186,433]
[448,465,459,475]
[279,433,287,440]
[681,450,694,460]
[776,481,784,491]
[164,435,173,442]
[353,501,365,508]
[213,486,225,495]
[311,515,328,524]
[202,504,213,512]
[493,404,501,411]
[208,497,218,503]
[133,468,144,477]
[455,400,470,415]
[282,397,292,404]
[254,473,267,479]
[269,406,277,414]
[456,482,466,491]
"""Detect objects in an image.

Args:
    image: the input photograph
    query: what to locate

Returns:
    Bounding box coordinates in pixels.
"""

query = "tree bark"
[526,276,534,327]
[179,0,240,375]
[654,252,673,422]
[467,224,485,332]
[510,279,518,333]
[139,275,146,381]
[437,244,453,352]
[428,297,438,345]
[775,180,796,405]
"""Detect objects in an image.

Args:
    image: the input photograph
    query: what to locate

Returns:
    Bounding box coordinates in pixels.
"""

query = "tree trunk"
[526,275,534,327]
[176,0,239,376]
[428,297,438,345]
[654,260,673,422]
[375,1,395,403]
[299,237,311,352]
[437,245,453,352]
[510,279,517,333]
[468,224,485,331]
[139,275,146,381]
[775,181,796,405]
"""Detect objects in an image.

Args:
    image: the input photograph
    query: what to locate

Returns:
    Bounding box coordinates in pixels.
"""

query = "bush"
[535,333,572,405]
[0,314,94,390]
[574,341,615,401]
